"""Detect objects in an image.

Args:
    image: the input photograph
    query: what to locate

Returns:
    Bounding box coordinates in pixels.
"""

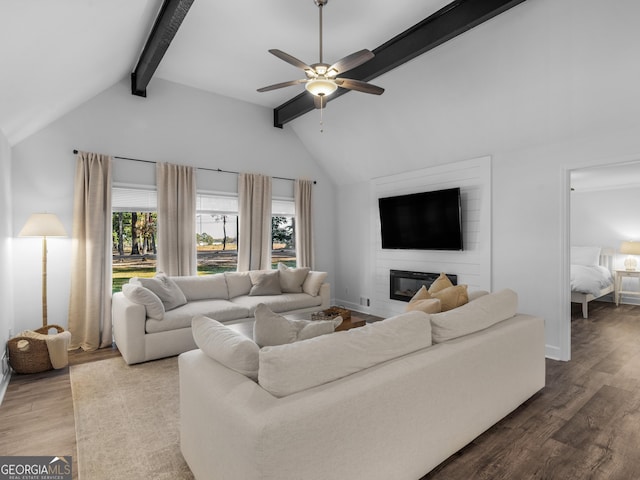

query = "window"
[272,198,296,268]
[112,186,158,292]
[196,193,238,274]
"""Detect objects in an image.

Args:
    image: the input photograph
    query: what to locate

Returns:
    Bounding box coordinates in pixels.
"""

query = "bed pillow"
[571,246,601,266]
[130,273,187,311]
[249,270,282,296]
[430,288,518,343]
[278,263,310,293]
[122,284,165,320]
[253,303,340,347]
[192,315,259,380]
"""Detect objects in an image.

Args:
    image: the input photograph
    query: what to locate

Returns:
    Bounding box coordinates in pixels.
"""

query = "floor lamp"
[19,213,67,327]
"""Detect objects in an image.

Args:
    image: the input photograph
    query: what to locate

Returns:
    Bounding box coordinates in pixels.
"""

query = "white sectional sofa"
[179,289,546,480]
[112,269,330,364]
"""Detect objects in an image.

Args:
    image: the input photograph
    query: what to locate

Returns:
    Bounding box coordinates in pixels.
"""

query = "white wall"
[11,78,336,334]
[0,128,13,399]
[571,183,640,303]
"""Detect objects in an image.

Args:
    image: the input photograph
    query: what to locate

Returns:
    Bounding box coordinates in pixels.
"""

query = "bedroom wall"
[10,78,335,335]
[571,182,640,304]
[0,129,13,401]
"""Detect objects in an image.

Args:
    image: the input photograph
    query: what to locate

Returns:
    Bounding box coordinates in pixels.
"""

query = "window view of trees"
[112,193,297,292]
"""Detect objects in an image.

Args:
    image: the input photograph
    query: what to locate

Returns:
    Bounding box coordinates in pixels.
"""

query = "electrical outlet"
[359,297,370,307]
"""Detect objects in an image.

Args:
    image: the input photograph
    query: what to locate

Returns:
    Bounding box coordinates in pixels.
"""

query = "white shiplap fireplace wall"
[370,156,492,318]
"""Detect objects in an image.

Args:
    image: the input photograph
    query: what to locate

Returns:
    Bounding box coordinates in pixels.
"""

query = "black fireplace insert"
[389,270,457,302]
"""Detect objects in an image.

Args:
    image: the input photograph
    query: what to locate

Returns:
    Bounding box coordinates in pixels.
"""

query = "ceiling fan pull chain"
[320,98,324,133]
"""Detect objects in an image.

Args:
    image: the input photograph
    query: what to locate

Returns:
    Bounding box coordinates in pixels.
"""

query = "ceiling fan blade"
[334,78,384,95]
[269,49,312,72]
[257,79,306,93]
[313,95,327,109]
[328,49,374,75]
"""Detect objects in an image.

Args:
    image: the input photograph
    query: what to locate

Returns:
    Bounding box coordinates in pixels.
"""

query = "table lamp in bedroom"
[620,241,640,271]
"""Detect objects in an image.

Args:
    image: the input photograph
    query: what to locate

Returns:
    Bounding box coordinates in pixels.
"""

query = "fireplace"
[389,270,457,302]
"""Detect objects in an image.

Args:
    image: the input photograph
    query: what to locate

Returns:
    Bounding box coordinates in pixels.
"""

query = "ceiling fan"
[257,0,384,110]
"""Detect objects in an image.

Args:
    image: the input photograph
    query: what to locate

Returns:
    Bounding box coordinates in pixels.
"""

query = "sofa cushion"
[172,274,228,301]
[258,311,432,397]
[430,288,518,343]
[249,270,282,296]
[277,263,310,293]
[122,284,165,320]
[302,271,328,296]
[230,292,324,316]
[130,273,187,311]
[225,272,253,298]
[192,315,259,380]
[253,303,340,347]
[145,299,250,334]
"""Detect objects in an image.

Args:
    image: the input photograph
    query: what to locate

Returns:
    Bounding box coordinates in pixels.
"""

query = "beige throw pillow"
[122,284,165,320]
[428,273,454,294]
[192,315,259,380]
[249,270,282,296]
[406,285,441,313]
[302,271,328,296]
[130,273,187,311]
[277,263,310,293]
[253,303,340,347]
[406,283,467,312]
[432,284,468,311]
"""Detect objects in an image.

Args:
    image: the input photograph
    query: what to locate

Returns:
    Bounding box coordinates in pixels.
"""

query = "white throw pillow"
[430,288,518,343]
[278,263,310,293]
[225,272,253,298]
[171,273,228,301]
[302,271,328,296]
[253,303,340,347]
[249,270,282,296]
[130,273,187,311]
[571,246,601,266]
[258,311,432,397]
[191,315,259,380]
[122,284,165,320]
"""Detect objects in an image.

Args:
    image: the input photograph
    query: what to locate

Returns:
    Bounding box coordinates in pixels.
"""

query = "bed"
[570,246,615,319]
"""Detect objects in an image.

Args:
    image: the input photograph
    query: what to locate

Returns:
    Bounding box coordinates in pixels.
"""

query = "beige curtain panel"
[68,151,113,351]
[295,179,314,268]
[238,173,272,271]
[157,162,197,276]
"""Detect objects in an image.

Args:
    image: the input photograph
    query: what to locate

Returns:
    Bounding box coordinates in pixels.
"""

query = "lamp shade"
[620,241,640,255]
[19,213,67,237]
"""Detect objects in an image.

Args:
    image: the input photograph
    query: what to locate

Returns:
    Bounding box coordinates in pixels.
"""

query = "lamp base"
[624,255,637,271]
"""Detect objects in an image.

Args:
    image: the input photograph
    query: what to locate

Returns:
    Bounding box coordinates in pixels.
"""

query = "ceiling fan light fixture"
[305,78,338,96]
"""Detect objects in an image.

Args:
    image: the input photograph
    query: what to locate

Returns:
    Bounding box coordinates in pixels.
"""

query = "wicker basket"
[7,325,64,374]
[311,306,351,322]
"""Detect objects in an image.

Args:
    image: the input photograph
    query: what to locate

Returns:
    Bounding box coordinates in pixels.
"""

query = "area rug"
[69,356,194,480]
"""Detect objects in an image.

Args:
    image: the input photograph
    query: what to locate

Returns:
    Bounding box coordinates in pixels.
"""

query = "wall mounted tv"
[378,187,463,251]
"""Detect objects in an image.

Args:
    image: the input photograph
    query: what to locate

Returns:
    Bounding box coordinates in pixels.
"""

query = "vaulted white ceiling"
[1,0,450,145]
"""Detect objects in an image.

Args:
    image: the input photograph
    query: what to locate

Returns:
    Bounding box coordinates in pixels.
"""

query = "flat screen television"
[378,187,463,250]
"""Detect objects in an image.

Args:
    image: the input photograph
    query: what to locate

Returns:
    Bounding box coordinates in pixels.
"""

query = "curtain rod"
[72,150,316,184]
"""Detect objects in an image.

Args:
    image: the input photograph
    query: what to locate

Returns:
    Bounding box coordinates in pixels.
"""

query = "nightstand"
[614,269,640,306]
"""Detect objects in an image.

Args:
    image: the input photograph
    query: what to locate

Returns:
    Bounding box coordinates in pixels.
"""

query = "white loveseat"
[179,289,545,480]
[112,269,330,364]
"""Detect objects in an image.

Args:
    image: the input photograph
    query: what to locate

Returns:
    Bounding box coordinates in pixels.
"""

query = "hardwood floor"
[2,303,640,479]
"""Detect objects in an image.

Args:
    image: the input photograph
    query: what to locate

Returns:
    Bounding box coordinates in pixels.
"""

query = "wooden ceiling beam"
[273,0,527,128]
[131,0,195,97]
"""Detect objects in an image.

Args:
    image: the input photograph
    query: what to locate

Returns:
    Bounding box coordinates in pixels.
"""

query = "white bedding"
[571,264,613,297]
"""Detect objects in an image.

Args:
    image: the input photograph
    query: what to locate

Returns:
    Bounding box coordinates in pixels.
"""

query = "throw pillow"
[406,285,441,313]
[428,273,454,294]
[224,271,253,298]
[431,284,468,312]
[122,284,165,320]
[302,271,328,296]
[249,270,282,296]
[253,303,340,347]
[130,273,187,311]
[277,263,310,293]
[430,288,518,343]
[191,315,259,380]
